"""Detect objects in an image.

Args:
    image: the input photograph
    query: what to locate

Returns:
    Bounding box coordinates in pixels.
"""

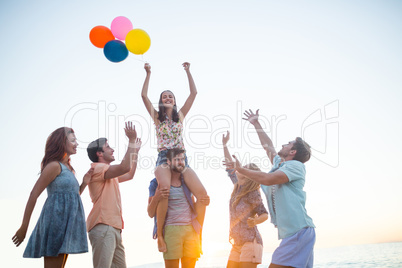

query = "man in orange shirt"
[83,122,141,268]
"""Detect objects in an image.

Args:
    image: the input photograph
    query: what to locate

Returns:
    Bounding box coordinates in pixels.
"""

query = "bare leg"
[184,168,208,229]
[164,259,180,268]
[181,257,197,268]
[44,254,67,268]
[155,164,172,253]
[239,262,258,268]
[62,254,68,268]
[182,168,207,201]
[183,168,208,226]
[227,260,240,268]
[195,199,207,228]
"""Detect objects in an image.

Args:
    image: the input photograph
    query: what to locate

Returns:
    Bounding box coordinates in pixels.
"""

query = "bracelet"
[128,142,138,148]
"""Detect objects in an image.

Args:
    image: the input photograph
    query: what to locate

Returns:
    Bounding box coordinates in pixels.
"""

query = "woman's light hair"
[230,163,261,208]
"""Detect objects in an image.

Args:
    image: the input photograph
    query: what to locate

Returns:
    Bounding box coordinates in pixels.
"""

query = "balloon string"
[128,54,147,63]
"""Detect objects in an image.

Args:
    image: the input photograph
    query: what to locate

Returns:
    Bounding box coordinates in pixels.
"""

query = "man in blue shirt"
[148,148,209,268]
[225,109,315,268]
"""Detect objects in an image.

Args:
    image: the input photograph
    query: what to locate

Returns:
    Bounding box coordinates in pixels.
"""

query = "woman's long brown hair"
[41,127,74,172]
[158,90,180,123]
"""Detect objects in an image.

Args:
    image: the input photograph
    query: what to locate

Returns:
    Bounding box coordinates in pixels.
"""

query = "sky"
[1,0,402,267]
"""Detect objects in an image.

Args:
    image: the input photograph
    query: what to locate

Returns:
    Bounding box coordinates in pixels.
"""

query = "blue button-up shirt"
[261,155,315,239]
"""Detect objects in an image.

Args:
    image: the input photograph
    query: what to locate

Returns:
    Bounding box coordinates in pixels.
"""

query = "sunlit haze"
[1,0,402,267]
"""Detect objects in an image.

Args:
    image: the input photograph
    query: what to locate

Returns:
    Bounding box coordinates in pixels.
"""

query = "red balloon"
[89,26,115,48]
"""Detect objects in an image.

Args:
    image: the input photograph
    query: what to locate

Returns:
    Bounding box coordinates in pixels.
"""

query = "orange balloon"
[89,26,115,48]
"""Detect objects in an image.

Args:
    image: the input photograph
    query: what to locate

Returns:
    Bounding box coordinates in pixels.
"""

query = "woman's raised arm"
[179,62,197,119]
[141,63,159,123]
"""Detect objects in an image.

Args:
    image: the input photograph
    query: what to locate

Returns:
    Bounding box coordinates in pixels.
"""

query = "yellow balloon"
[125,29,151,55]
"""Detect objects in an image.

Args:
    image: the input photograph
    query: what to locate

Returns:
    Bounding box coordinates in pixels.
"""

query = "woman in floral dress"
[141,62,208,252]
[222,131,268,268]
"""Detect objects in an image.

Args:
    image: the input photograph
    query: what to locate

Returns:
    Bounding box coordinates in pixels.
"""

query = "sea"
[131,242,402,268]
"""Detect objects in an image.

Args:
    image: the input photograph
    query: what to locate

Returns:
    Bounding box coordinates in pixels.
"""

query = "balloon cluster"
[89,16,151,63]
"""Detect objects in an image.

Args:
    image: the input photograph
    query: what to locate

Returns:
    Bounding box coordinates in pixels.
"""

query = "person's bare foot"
[158,237,167,252]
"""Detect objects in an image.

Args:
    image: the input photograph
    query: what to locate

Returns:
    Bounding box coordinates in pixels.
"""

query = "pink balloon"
[111,16,133,40]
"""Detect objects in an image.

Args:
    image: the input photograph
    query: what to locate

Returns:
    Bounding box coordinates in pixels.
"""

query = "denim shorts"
[155,150,190,167]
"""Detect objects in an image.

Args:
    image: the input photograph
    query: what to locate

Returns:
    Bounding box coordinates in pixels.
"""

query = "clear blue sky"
[1,0,402,267]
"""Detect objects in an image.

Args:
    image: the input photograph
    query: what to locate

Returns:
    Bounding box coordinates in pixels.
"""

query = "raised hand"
[222,131,230,146]
[144,63,151,74]
[223,155,242,173]
[243,109,260,125]
[182,62,190,71]
[124,122,137,142]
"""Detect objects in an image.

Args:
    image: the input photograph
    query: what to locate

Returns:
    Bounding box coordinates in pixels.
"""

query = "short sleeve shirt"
[261,155,315,239]
[86,163,124,232]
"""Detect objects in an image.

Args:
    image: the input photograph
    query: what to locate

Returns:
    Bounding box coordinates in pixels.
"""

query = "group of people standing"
[12,62,315,268]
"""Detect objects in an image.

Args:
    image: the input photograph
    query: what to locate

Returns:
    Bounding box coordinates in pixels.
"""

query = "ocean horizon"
[130,242,402,268]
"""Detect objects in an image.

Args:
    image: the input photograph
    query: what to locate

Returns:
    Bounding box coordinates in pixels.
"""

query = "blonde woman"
[222,131,268,268]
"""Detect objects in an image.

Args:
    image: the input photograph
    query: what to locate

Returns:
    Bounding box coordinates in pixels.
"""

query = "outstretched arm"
[222,131,238,184]
[141,63,158,123]
[179,62,197,119]
[224,155,288,186]
[104,122,138,179]
[243,109,277,164]
[118,138,142,183]
[12,162,61,247]
[222,131,233,163]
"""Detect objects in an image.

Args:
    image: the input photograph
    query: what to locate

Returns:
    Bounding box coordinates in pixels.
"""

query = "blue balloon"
[103,40,128,63]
